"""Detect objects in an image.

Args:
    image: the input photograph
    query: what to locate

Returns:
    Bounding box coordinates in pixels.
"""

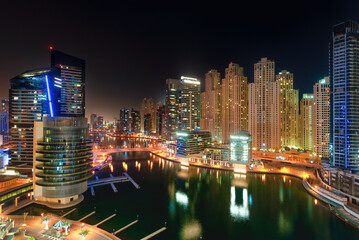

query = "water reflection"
[230,187,249,220]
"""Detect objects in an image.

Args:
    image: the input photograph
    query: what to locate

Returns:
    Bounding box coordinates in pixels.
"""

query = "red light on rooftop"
[49,46,53,50]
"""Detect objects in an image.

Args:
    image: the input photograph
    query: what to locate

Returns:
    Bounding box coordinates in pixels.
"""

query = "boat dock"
[141,227,167,240]
[113,220,138,235]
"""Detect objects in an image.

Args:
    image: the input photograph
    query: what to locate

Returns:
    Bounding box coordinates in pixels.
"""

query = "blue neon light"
[45,75,54,117]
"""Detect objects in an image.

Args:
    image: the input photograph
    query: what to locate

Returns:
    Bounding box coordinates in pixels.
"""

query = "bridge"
[93,147,160,155]
[88,173,139,196]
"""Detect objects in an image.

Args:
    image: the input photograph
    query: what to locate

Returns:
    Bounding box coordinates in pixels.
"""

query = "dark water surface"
[14,137,359,240]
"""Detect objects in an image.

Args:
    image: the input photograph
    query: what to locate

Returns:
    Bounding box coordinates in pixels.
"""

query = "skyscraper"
[313,77,330,158]
[164,78,181,141]
[90,113,97,130]
[200,69,222,143]
[130,109,140,133]
[141,98,156,133]
[9,68,62,164]
[97,115,104,128]
[179,76,201,131]
[119,108,130,133]
[156,103,165,137]
[248,58,280,150]
[276,70,299,148]
[331,20,359,172]
[222,63,248,144]
[50,48,86,117]
[300,94,314,151]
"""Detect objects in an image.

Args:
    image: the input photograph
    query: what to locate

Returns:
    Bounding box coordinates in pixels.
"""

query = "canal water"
[13,137,359,239]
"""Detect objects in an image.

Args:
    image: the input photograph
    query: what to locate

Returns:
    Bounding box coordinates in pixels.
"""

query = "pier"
[95,214,117,227]
[78,211,96,222]
[141,227,167,240]
[123,172,140,189]
[61,208,77,217]
[113,220,138,235]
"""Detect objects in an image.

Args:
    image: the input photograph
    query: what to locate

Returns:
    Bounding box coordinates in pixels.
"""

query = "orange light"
[314,199,318,205]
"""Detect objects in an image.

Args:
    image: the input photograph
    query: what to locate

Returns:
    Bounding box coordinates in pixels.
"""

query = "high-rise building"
[300,94,314,151]
[248,58,280,150]
[164,78,181,141]
[156,104,165,137]
[130,109,140,133]
[230,131,252,164]
[179,76,201,131]
[9,68,62,164]
[1,99,9,111]
[90,113,97,130]
[97,115,104,128]
[119,108,130,133]
[33,116,91,207]
[176,130,211,157]
[144,113,152,133]
[200,69,222,143]
[332,20,359,172]
[276,70,299,148]
[313,77,330,158]
[50,48,86,117]
[0,111,7,133]
[141,98,156,133]
[222,63,248,144]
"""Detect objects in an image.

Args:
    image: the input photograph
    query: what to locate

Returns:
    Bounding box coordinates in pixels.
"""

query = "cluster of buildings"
[0,48,92,208]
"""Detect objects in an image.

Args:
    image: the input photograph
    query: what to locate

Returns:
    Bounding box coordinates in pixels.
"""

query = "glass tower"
[9,68,61,164]
[51,49,86,117]
[332,20,359,173]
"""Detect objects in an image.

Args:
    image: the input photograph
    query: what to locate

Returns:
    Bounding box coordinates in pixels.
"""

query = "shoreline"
[150,150,359,228]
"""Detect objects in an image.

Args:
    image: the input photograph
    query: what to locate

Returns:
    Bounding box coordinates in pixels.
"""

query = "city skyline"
[0,0,358,120]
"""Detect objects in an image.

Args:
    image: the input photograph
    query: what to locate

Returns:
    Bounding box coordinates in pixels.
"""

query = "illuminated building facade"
[97,115,104,128]
[179,76,201,131]
[33,116,92,207]
[141,98,156,133]
[276,70,299,148]
[332,21,359,172]
[300,94,314,151]
[200,70,222,143]
[90,113,97,130]
[50,49,86,117]
[230,131,252,163]
[156,104,165,136]
[144,113,152,134]
[130,109,141,133]
[119,108,130,133]
[9,68,61,164]
[222,63,248,144]
[248,58,280,150]
[176,130,211,157]
[165,78,181,141]
[313,77,330,158]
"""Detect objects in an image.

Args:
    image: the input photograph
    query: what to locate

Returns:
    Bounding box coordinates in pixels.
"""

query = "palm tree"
[42,216,51,230]
[63,220,71,235]
[79,228,89,240]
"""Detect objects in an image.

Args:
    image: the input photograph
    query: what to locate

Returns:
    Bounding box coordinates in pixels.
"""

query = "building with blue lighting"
[332,20,359,173]
[51,49,86,117]
[9,68,62,164]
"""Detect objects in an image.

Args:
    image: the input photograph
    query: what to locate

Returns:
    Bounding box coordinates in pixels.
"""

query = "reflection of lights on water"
[138,163,141,172]
[180,220,202,240]
[175,191,188,208]
[314,199,318,205]
[283,176,286,182]
[262,175,266,182]
[122,162,128,171]
[230,186,249,220]
[150,162,153,171]
[109,163,114,173]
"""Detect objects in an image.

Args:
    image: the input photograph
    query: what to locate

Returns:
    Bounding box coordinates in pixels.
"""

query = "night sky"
[0,0,358,121]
